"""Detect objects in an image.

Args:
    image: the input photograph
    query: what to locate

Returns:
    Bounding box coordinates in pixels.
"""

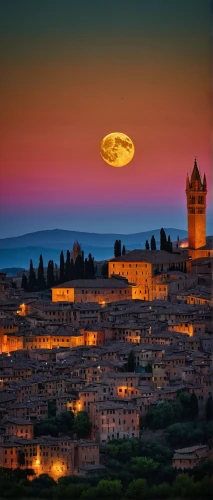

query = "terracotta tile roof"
[109,250,188,263]
[52,278,134,289]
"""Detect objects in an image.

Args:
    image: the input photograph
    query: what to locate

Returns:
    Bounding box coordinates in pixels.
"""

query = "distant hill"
[0,228,187,249]
[0,228,187,268]
[0,267,25,276]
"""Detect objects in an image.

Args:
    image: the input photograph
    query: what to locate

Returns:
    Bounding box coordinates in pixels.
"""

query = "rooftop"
[109,250,188,264]
[52,278,134,289]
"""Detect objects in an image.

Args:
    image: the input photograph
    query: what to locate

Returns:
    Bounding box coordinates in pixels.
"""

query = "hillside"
[0,228,188,268]
[0,228,187,249]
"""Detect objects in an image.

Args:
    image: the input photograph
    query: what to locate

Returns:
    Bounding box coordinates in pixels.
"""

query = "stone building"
[90,401,140,442]
[0,437,100,479]
[52,278,134,304]
[186,159,207,251]
[108,250,189,301]
[184,160,212,260]
[71,241,82,263]
[172,444,209,469]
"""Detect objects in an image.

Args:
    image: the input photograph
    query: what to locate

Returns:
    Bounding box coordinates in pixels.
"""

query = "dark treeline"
[145,229,172,252]
[0,451,212,499]
[114,229,173,256]
[21,250,96,292]
[114,240,126,257]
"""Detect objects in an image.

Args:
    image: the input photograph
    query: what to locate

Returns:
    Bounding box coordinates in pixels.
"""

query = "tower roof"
[190,159,202,184]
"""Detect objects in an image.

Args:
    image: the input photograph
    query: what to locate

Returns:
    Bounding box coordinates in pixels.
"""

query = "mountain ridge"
[0,228,188,268]
[0,227,187,249]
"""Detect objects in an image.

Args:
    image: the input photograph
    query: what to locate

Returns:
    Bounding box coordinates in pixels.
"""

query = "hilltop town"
[0,161,212,497]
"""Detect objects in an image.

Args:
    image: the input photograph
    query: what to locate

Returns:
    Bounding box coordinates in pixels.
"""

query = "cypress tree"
[114,240,117,257]
[150,235,156,250]
[70,258,75,280]
[75,255,84,279]
[65,250,71,281]
[145,240,150,250]
[122,245,126,255]
[114,239,121,257]
[84,258,88,279]
[167,235,173,253]
[87,253,95,279]
[21,274,28,291]
[47,260,55,288]
[118,240,121,256]
[127,350,135,372]
[59,251,65,283]
[160,228,167,250]
[28,259,36,292]
[37,254,45,289]
[54,263,58,284]
[176,235,180,248]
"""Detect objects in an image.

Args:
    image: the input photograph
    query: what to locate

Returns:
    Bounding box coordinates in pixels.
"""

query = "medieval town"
[0,161,212,497]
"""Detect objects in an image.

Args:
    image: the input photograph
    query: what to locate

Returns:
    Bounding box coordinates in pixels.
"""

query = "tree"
[47,260,55,288]
[37,254,45,289]
[160,228,167,251]
[176,235,180,249]
[145,240,150,250]
[126,479,147,499]
[65,483,86,499]
[34,411,75,438]
[173,473,195,498]
[34,421,58,437]
[48,400,57,418]
[166,235,173,253]
[82,486,99,499]
[72,411,91,438]
[58,411,74,433]
[101,262,108,277]
[85,253,95,279]
[28,259,36,291]
[146,401,176,430]
[205,395,213,421]
[177,392,192,420]
[150,235,156,250]
[31,473,56,490]
[96,479,122,499]
[149,482,172,499]
[70,258,75,280]
[127,350,135,372]
[59,251,65,283]
[165,422,204,448]
[114,240,121,257]
[130,456,160,478]
[54,263,59,283]
[21,274,28,291]
[122,245,126,255]
[75,254,84,279]
[65,250,71,281]
[190,392,199,420]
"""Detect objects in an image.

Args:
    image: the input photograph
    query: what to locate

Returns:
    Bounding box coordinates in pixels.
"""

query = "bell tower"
[186,159,207,249]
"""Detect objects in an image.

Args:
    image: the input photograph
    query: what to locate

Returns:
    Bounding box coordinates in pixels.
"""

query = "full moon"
[100,132,135,167]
